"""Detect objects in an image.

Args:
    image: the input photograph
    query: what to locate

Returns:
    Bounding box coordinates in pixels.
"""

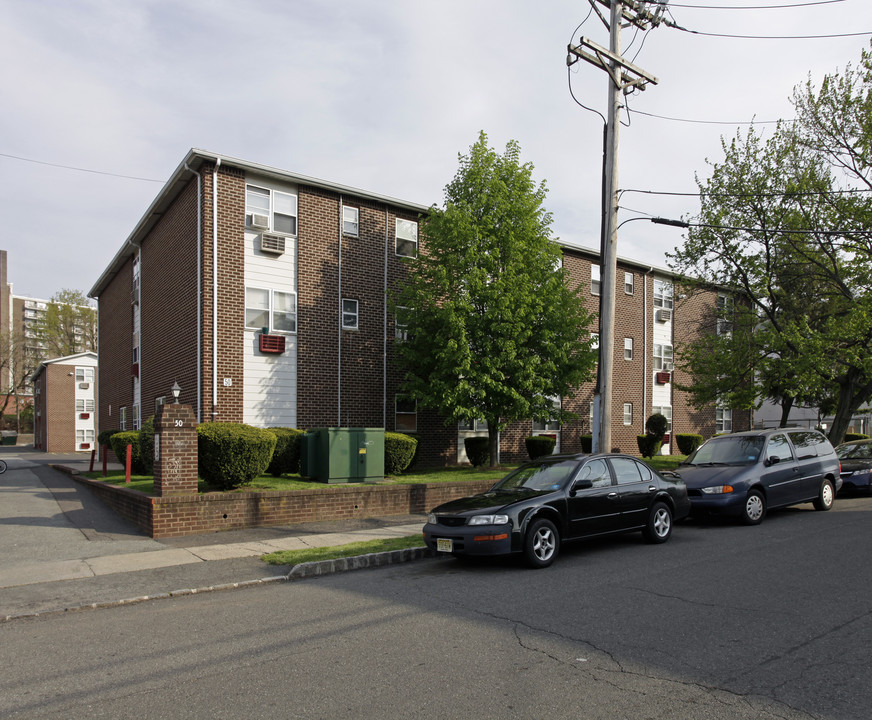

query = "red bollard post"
[102,444,108,477]
[89,448,96,472]
[125,444,132,483]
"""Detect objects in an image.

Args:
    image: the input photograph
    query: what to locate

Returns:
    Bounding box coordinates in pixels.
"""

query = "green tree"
[393,132,597,466]
[31,289,97,358]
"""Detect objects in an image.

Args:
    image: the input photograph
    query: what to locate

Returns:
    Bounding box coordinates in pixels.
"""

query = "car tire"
[524,518,560,569]
[642,502,673,544]
[813,478,835,511]
[741,489,766,525]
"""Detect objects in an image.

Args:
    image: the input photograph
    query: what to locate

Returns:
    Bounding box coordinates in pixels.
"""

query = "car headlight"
[852,470,870,476]
[700,485,734,494]
[427,513,437,524]
[468,514,510,526]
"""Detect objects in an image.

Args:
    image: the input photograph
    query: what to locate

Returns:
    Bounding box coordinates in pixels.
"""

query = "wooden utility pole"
[567,0,662,452]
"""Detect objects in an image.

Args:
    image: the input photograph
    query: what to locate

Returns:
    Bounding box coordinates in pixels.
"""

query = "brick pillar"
[154,403,198,496]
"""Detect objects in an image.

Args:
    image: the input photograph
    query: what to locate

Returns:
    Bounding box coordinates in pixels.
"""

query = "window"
[654,279,673,309]
[76,429,95,445]
[342,299,359,330]
[578,459,611,489]
[717,293,734,336]
[653,343,673,371]
[119,407,127,431]
[651,405,672,432]
[624,272,634,295]
[591,264,601,296]
[245,288,297,333]
[132,331,140,364]
[532,397,561,432]
[623,403,633,425]
[75,367,94,383]
[766,433,792,462]
[611,456,644,485]
[245,185,298,235]
[716,407,732,433]
[459,419,488,431]
[75,399,95,412]
[624,337,633,361]
[591,332,599,350]
[395,306,411,341]
[133,404,141,431]
[396,218,418,257]
[395,396,417,432]
[343,206,359,236]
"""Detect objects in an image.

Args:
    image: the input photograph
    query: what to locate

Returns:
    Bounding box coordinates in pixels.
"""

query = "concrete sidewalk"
[0,447,430,621]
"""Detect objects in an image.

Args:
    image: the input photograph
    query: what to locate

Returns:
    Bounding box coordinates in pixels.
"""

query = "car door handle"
[648,485,657,492]
[608,492,618,499]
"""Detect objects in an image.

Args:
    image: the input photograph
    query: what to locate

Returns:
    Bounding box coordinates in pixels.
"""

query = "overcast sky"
[2,0,871,301]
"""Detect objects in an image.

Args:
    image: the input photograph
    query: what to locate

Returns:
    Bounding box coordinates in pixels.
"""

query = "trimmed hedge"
[464,436,490,467]
[645,413,669,438]
[265,427,305,476]
[138,416,156,475]
[525,435,556,460]
[580,435,593,453]
[197,422,277,490]
[676,433,703,456]
[98,429,119,448]
[843,433,870,443]
[109,431,145,472]
[385,432,418,475]
[637,435,663,459]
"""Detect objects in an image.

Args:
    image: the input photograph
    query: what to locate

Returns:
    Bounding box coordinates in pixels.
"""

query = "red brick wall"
[97,257,135,432]
[45,365,76,452]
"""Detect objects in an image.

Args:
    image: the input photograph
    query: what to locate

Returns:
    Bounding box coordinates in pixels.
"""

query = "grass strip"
[261,534,425,566]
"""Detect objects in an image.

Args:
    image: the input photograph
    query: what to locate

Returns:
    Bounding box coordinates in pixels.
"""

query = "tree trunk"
[829,370,872,446]
[488,424,500,469]
[778,396,795,428]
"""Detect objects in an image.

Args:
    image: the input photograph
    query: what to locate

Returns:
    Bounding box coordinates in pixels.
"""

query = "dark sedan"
[423,453,690,568]
[836,439,872,493]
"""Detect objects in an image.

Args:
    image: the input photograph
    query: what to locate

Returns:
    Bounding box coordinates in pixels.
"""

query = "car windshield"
[685,436,764,466]
[494,459,579,492]
[837,443,872,459]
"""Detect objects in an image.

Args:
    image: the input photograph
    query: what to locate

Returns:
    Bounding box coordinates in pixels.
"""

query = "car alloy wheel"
[741,490,766,525]
[813,479,835,511]
[643,501,672,544]
[524,518,560,568]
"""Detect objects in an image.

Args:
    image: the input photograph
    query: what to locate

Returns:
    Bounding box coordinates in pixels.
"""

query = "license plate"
[436,538,453,553]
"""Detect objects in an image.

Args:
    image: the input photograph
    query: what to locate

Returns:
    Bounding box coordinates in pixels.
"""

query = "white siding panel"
[243,335,298,427]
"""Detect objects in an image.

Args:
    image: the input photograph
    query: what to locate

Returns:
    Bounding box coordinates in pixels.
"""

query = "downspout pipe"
[338,195,343,427]
[184,162,202,422]
[383,208,388,430]
[212,159,221,421]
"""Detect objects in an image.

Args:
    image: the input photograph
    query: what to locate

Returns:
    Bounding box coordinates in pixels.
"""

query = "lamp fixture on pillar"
[171,381,181,404]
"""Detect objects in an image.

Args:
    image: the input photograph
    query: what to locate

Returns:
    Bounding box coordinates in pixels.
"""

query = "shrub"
[197,422,277,490]
[637,435,663,459]
[265,427,305,476]
[843,433,869,443]
[385,432,418,474]
[464,436,490,467]
[676,433,703,456]
[645,413,669,439]
[138,416,156,475]
[580,434,593,453]
[110,431,145,472]
[98,429,119,448]
[525,435,556,460]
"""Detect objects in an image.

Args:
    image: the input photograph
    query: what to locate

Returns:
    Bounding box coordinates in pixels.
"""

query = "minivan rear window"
[788,431,828,460]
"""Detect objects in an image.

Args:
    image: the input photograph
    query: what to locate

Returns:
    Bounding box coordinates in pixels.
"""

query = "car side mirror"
[571,479,593,495]
[766,456,781,466]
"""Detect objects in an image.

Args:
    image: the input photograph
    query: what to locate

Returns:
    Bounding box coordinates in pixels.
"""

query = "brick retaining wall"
[72,474,494,538]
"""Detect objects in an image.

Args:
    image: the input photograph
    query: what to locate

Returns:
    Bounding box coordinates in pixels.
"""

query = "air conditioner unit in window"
[663,362,674,371]
[656,309,672,323]
[251,213,270,230]
[260,233,286,255]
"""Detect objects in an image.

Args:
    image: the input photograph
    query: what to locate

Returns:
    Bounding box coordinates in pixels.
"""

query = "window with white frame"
[342,299,359,330]
[458,419,489,431]
[245,288,297,333]
[246,184,298,235]
[119,406,127,431]
[591,264,601,295]
[717,293,734,336]
[395,306,411,341]
[624,271,634,295]
[343,206,359,236]
[654,279,673,309]
[133,404,141,431]
[624,337,633,360]
[532,397,561,432]
[75,367,94,383]
[395,396,417,432]
[653,343,673,370]
[651,405,672,432]
[716,407,733,433]
[623,403,633,425]
[76,429,95,446]
[591,332,599,350]
[132,331,140,364]
[75,399,95,413]
[396,218,418,257]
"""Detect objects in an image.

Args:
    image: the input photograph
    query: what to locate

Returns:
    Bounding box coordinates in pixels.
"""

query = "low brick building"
[31,351,98,453]
[89,149,747,466]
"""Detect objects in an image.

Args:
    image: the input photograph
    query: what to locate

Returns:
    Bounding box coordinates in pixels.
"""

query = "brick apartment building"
[31,351,98,452]
[89,149,747,466]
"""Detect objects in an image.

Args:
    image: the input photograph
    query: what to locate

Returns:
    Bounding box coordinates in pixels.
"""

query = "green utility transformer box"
[300,428,385,483]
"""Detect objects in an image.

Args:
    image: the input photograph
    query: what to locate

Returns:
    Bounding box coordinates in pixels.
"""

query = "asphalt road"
[2,493,870,719]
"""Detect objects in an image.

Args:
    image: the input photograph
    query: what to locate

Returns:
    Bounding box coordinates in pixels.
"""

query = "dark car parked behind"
[423,453,690,568]
[678,428,841,525]
[836,439,872,493]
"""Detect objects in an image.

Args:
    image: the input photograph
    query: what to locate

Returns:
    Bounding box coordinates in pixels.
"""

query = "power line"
[650,216,872,235]
[661,0,846,8]
[0,152,164,183]
[628,107,784,125]
[621,187,872,198]
[673,27,872,39]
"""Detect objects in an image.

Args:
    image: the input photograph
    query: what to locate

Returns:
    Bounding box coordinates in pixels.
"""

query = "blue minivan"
[676,428,841,525]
